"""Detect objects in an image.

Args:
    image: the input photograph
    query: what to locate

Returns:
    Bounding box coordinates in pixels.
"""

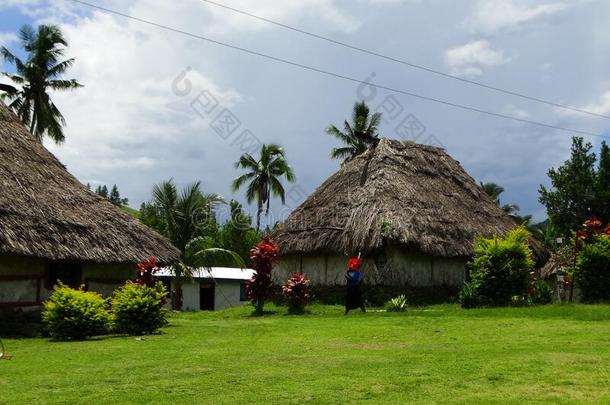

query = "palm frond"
[48,79,82,91]
[192,247,246,269]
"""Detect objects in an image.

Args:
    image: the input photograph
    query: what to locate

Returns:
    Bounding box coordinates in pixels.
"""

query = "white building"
[156,267,254,311]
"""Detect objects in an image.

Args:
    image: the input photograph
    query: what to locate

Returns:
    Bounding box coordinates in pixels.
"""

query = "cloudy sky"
[1,0,610,225]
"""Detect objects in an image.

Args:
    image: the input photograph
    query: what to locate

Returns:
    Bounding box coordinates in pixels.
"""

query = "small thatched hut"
[274,139,545,288]
[0,102,179,308]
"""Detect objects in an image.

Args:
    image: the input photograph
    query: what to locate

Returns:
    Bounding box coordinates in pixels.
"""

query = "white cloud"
[555,91,610,117]
[0,32,18,46]
[128,0,361,36]
[444,40,511,77]
[463,0,570,35]
[502,104,529,119]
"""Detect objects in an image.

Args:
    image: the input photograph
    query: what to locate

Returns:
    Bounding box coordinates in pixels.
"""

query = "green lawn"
[1,304,609,404]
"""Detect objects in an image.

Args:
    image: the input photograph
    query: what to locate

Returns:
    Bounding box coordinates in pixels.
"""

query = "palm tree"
[480,182,504,205]
[169,236,245,310]
[326,100,382,164]
[480,181,524,217]
[152,179,243,310]
[1,24,82,143]
[232,144,295,230]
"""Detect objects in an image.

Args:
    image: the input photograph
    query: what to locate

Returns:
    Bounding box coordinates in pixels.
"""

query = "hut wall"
[275,247,467,287]
[176,279,248,311]
[82,262,133,297]
[0,254,45,305]
[0,253,134,306]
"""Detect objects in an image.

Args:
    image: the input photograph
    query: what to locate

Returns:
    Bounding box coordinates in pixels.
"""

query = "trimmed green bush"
[384,295,408,312]
[42,284,110,340]
[576,235,610,302]
[465,227,534,307]
[111,281,168,335]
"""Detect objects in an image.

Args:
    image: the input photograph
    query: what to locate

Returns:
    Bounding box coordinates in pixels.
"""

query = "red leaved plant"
[246,236,279,314]
[282,272,311,314]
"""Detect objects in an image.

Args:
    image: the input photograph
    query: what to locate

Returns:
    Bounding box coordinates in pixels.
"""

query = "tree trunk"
[255,200,263,231]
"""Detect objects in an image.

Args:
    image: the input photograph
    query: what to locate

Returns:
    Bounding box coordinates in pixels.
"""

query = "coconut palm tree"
[232,144,295,230]
[152,179,243,310]
[152,179,223,252]
[480,181,524,217]
[480,182,504,205]
[1,24,82,143]
[326,100,382,164]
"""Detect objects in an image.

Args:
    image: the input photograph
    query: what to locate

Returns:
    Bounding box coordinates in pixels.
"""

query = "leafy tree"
[232,144,295,230]
[539,137,597,237]
[139,202,165,235]
[326,100,381,164]
[595,141,610,223]
[95,185,109,198]
[1,24,82,143]
[218,200,261,264]
[108,184,128,207]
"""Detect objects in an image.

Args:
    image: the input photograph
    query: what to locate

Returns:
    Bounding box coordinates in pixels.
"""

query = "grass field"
[1,304,609,404]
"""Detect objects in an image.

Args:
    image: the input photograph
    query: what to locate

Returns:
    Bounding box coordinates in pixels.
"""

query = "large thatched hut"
[274,139,545,288]
[0,102,179,308]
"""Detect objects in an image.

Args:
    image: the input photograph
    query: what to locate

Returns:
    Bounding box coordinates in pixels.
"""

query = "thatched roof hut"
[0,102,179,264]
[273,139,546,287]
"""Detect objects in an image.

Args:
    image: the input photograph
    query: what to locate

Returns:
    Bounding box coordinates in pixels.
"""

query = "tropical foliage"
[139,179,245,310]
[282,272,311,314]
[246,236,279,314]
[539,137,610,237]
[462,227,534,307]
[111,281,168,335]
[574,218,610,302]
[1,24,81,143]
[232,144,295,230]
[42,284,110,340]
[326,100,381,164]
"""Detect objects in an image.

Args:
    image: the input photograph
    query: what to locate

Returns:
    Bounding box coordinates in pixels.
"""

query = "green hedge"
[463,227,534,307]
[111,281,168,335]
[576,235,610,302]
[42,284,110,340]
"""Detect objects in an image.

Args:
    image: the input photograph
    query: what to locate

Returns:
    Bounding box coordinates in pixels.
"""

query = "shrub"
[42,284,110,340]
[529,281,554,305]
[111,281,168,335]
[282,272,311,314]
[575,235,610,301]
[458,282,478,309]
[467,227,534,307]
[384,294,408,312]
[246,236,279,314]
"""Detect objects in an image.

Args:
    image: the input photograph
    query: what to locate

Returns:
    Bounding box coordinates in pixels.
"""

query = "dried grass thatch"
[275,139,547,261]
[0,102,180,264]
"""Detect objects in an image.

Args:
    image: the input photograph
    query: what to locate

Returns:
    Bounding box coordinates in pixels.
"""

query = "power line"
[64,0,606,139]
[197,0,610,120]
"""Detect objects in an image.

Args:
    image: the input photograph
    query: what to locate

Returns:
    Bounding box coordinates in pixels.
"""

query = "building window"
[45,262,82,290]
[239,281,248,301]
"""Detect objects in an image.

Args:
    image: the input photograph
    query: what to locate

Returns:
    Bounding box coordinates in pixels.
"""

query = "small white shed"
[156,267,254,311]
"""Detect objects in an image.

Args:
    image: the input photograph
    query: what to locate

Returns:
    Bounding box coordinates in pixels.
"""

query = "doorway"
[200,282,215,310]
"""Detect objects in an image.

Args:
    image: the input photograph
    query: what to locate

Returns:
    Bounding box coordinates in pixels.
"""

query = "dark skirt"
[345,285,364,310]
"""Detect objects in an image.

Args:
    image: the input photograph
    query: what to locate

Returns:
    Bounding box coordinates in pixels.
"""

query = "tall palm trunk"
[255,199,263,231]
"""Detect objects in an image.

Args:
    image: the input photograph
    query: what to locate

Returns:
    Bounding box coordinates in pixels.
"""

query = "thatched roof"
[0,102,180,264]
[275,139,546,260]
